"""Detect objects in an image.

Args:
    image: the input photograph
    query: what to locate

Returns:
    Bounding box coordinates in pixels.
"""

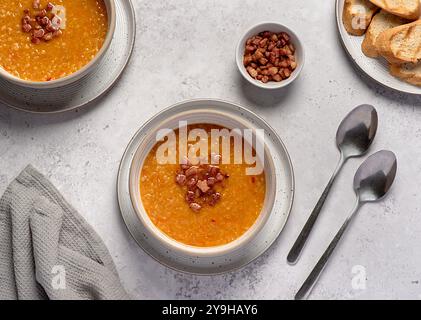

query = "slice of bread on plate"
[369,0,420,20]
[343,0,379,36]
[362,10,408,58]
[376,20,421,64]
[390,61,421,86]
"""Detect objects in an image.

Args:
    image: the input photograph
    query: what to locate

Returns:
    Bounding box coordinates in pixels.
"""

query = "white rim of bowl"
[236,21,305,90]
[0,0,116,88]
[128,107,278,258]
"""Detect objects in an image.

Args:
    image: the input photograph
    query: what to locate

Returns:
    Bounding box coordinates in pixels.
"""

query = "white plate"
[0,0,136,113]
[336,0,421,95]
[117,99,295,275]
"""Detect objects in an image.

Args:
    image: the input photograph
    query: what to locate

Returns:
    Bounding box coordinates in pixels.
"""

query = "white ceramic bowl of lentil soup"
[128,103,279,258]
[0,0,116,89]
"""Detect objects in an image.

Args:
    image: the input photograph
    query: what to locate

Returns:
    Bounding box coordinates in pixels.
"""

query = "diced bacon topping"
[33,28,45,38]
[46,2,54,11]
[175,174,187,186]
[174,156,229,212]
[22,23,32,33]
[196,180,210,193]
[51,15,61,29]
[31,37,40,44]
[43,32,53,41]
[21,2,64,45]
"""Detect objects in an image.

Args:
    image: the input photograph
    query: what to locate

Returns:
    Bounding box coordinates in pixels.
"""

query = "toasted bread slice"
[376,20,421,64]
[343,0,379,36]
[390,61,421,86]
[369,0,420,20]
[362,11,408,57]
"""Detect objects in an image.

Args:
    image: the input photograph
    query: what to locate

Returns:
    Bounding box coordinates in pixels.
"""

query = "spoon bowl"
[336,104,378,158]
[354,150,397,203]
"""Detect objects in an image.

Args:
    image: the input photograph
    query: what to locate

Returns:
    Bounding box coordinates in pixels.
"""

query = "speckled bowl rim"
[236,21,305,90]
[0,0,116,89]
[117,99,295,275]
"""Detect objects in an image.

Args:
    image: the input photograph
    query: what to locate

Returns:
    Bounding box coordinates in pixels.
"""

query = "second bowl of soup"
[0,0,116,88]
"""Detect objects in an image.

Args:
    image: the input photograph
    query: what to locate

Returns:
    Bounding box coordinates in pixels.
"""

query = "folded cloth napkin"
[0,165,129,300]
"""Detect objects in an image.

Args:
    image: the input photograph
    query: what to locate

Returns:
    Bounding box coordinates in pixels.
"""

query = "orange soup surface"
[140,124,266,247]
[0,0,108,81]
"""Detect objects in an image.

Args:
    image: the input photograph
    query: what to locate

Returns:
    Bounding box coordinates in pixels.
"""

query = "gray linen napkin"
[0,165,129,300]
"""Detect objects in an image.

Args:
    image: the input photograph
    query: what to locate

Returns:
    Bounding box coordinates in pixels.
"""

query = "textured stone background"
[1,0,421,299]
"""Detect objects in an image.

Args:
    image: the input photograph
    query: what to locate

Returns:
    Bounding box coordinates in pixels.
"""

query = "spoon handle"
[295,200,360,300]
[287,155,345,264]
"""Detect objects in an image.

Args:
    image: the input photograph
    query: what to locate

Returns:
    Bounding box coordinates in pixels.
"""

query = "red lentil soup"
[140,124,266,247]
[0,0,108,81]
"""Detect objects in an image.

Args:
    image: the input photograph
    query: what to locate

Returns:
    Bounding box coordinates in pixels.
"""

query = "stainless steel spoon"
[287,104,378,264]
[295,150,397,300]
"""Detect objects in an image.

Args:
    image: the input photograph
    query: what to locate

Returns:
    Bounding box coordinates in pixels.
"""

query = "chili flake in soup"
[140,124,266,247]
[0,0,108,81]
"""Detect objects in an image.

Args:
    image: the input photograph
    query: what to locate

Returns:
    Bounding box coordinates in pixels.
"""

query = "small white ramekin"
[128,106,277,258]
[236,21,305,90]
[0,0,116,89]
